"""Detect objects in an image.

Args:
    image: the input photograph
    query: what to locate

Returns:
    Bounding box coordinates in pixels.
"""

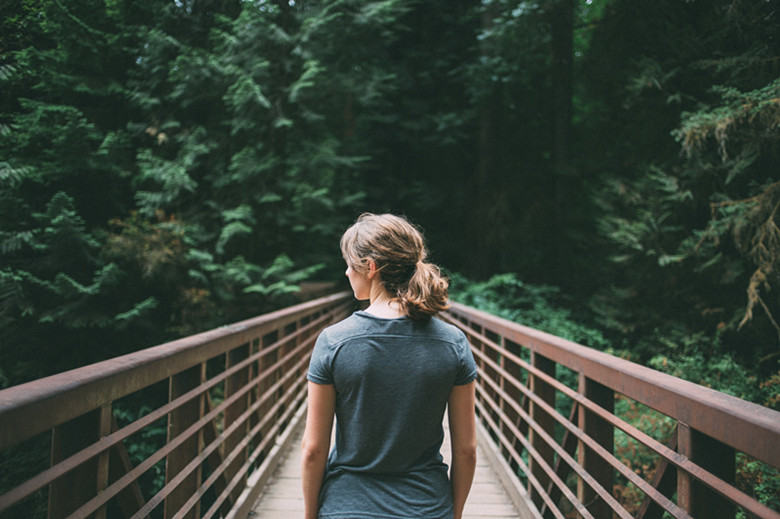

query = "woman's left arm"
[301,381,336,519]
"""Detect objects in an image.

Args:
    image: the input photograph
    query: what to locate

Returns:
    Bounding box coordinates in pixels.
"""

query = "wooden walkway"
[248,414,538,519]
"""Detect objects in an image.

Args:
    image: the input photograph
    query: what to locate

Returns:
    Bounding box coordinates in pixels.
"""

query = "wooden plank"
[248,417,535,519]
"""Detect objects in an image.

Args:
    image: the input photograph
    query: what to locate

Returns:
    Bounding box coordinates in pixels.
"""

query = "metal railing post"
[164,363,205,519]
[503,339,526,467]
[677,422,736,518]
[529,351,556,510]
[95,403,113,519]
[225,342,251,506]
[255,330,279,452]
[48,410,101,519]
[577,376,613,519]
[281,322,300,425]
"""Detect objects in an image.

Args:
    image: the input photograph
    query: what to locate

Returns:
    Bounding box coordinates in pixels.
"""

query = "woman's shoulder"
[428,315,468,341]
[318,312,371,343]
[319,311,467,347]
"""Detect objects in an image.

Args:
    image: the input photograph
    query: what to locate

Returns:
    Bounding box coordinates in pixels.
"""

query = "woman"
[301,213,478,519]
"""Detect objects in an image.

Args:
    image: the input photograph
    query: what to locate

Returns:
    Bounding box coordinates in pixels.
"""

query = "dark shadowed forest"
[1,0,779,413]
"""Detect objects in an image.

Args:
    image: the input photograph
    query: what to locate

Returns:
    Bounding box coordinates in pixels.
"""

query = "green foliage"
[737,453,780,517]
[0,434,49,518]
[449,272,610,350]
[0,190,136,383]
[649,352,775,405]
[613,397,676,515]
[675,79,780,166]
[0,0,776,402]
[673,79,780,338]
[133,148,199,216]
[1,0,374,387]
[0,1,778,516]
[243,255,325,297]
[582,0,780,409]
[127,0,371,274]
[113,404,168,497]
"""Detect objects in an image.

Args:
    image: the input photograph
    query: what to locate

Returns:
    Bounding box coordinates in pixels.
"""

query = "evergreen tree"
[0,0,148,384]
[582,0,780,400]
[0,0,376,385]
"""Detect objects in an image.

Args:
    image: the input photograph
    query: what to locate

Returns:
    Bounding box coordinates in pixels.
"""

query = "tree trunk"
[467,2,505,278]
[550,0,575,282]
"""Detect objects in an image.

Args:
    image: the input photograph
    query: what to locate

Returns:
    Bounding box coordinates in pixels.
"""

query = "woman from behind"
[301,213,478,519]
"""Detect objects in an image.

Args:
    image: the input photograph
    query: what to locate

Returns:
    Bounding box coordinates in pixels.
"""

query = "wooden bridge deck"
[248,412,535,519]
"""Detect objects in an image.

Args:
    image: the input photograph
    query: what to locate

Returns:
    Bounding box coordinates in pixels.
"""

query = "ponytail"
[340,213,450,320]
[398,261,450,320]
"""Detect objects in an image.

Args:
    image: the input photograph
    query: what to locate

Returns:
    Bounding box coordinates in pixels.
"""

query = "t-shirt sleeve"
[307,331,334,385]
[454,330,478,385]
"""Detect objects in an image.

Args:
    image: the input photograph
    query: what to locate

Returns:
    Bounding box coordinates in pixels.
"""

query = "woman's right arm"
[448,381,477,519]
[301,381,336,519]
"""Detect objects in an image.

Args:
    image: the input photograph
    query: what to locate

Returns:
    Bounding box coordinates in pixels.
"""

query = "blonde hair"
[340,213,450,320]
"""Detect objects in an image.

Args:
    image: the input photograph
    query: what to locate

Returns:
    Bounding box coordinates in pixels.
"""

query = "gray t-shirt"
[307,310,478,519]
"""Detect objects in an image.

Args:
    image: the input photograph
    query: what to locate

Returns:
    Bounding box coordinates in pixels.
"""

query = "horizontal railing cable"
[452,304,780,466]
[454,312,777,519]
[488,363,688,519]
[473,363,637,519]
[152,301,352,519]
[199,377,308,519]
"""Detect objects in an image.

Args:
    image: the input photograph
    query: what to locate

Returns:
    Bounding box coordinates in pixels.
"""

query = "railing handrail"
[448,301,780,466]
[0,292,351,451]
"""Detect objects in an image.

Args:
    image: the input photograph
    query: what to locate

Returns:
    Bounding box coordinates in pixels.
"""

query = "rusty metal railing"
[0,292,352,519]
[441,302,780,519]
[3,294,778,519]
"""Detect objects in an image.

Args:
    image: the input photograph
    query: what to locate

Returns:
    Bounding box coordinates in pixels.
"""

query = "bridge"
[0,292,778,519]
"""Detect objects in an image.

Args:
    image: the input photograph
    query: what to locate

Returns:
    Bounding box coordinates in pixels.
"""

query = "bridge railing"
[442,302,780,519]
[0,292,353,519]
[3,294,779,519]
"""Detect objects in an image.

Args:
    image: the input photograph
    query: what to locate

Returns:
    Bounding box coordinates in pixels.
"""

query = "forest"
[1,0,779,412]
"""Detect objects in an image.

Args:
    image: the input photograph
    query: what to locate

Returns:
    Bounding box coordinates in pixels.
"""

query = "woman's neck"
[366,287,406,319]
